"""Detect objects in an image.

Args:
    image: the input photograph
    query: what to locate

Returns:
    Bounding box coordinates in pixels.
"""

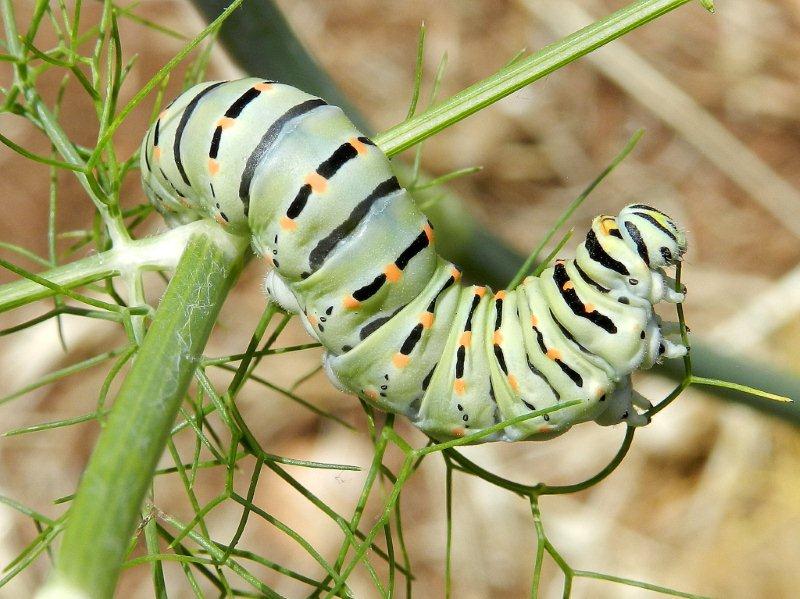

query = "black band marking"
[173,81,227,187]
[209,126,223,159]
[585,229,629,276]
[494,345,508,374]
[633,211,677,241]
[239,98,327,215]
[395,230,430,270]
[574,261,609,293]
[455,345,466,378]
[225,85,265,119]
[400,323,424,355]
[624,221,650,266]
[308,177,400,271]
[352,273,386,302]
[553,263,617,333]
[464,294,481,332]
[316,142,358,179]
[286,184,312,219]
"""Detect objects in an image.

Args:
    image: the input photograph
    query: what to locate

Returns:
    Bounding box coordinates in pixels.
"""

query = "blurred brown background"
[2,0,800,597]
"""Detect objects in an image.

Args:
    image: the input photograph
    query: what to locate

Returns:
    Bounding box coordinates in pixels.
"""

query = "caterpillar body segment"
[140,78,688,443]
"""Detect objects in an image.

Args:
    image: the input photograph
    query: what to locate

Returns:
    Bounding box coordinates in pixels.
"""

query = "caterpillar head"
[618,204,686,269]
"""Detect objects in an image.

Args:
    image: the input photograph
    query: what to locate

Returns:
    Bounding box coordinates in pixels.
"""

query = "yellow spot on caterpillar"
[217,117,235,129]
[364,389,378,400]
[546,348,562,361]
[350,137,367,154]
[305,172,328,193]
[253,82,273,92]
[451,267,462,282]
[453,379,466,395]
[507,374,520,393]
[530,314,539,326]
[343,295,360,310]
[600,217,617,235]
[208,158,220,175]
[562,281,574,291]
[384,264,402,283]
[423,223,434,243]
[280,216,297,231]
[459,331,472,348]
[584,303,595,313]
[493,330,503,345]
[475,286,486,297]
[153,147,162,160]
[451,428,465,438]
[392,353,410,368]
[495,290,507,300]
[419,312,434,328]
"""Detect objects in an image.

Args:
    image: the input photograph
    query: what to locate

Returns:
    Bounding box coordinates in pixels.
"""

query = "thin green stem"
[374,0,692,157]
[48,230,247,598]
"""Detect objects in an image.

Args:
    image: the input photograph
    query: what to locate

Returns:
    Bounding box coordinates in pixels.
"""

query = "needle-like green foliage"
[0,1,786,597]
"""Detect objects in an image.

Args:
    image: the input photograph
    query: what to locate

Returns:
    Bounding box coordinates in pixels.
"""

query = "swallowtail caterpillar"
[140,78,688,442]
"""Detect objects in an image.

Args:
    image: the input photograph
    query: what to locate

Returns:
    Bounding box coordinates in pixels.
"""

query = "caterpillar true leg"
[141,78,689,443]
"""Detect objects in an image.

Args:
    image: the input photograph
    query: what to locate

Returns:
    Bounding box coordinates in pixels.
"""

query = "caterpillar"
[140,77,688,442]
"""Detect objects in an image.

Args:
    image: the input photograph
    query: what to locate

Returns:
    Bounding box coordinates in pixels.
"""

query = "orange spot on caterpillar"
[530,314,539,326]
[584,303,595,313]
[153,147,162,160]
[384,264,402,283]
[253,82,273,92]
[364,389,378,401]
[349,137,367,154]
[546,348,562,361]
[305,172,328,193]
[493,330,503,345]
[178,196,191,208]
[495,290,507,300]
[423,223,434,243]
[158,110,168,120]
[555,259,566,265]
[453,379,466,395]
[208,158,220,175]
[451,267,462,282]
[216,117,235,129]
[343,295,360,310]
[213,213,227,226]
[280,216,297,231]
[562,281,574,291]
[474,286,486,297]
[600,217,617,235]
[459,331,472,348]
[451,428,465,438]
[307,314,317,326]
[419,312,434,328]
[263,254,274,267]
[392,353,410,368]
[507,374,520,393]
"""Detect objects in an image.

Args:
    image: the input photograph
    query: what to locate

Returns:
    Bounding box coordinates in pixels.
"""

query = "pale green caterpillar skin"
[140,78,688,443]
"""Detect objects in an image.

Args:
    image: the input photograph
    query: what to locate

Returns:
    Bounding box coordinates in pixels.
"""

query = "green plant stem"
[46,229,247,599]
[0,220,230,312]
[374,0,693,156]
